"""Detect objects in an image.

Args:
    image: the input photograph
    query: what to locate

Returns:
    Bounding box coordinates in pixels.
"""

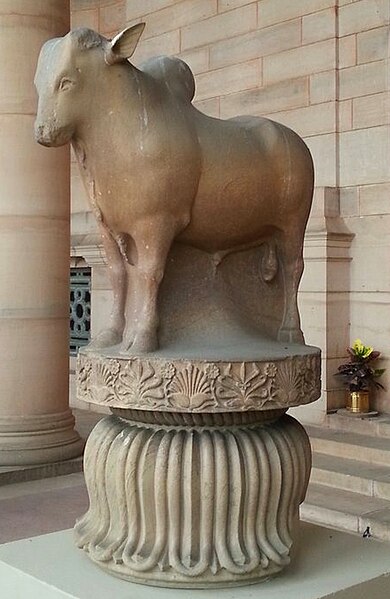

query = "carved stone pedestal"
[75,346,320,588]
[75,410,310,587]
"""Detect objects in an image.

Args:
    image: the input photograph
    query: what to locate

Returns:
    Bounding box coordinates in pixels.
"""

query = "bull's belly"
[177,227,277,254]
[177,196,281,254]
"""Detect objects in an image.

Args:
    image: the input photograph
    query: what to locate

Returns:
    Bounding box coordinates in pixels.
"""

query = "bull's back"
[178,110,313,253]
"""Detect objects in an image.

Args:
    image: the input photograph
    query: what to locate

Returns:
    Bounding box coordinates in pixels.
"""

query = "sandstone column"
[0,0,83,465]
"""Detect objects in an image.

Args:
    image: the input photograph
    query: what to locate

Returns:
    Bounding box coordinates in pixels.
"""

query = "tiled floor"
[0,473,88,544]
[0,409,104,545]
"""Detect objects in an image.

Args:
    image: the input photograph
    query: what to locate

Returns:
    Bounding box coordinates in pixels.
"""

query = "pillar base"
[0,409,84,466]
[75,411,311,588]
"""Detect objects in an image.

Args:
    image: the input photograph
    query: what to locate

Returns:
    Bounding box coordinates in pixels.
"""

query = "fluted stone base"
[75,411,311,588]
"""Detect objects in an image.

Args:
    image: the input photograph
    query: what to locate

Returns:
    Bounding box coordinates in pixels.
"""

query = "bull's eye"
[59,77,74,92]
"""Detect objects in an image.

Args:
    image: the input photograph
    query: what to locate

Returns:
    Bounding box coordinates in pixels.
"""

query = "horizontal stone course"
[73,0,118,9]
[209,19,301,69]
[219,77,308,119]
[99,1,125,34]
[338,34,356,69]
[339,0,389,36]
[133,29,180,64]
[71,8,98,29]
[339,126,390,186]
[178,47,209,74]
[353,92,389,129]
[302,7,336,44]
[310,70,336,104]
[359,183,390,216]
[339,60,387,100]
[339,186,359,217]
[263,39,336,84]
[304,134,336,187]
[181,4,256,50]
[195,59,260,100]
[264,102,336,138]
[141,0,217,39]
[258,0,336,28]
[126,0,175,21]
[357,26,390,64]
[217,0,255,12]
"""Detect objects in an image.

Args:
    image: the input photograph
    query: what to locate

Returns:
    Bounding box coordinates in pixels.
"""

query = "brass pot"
[346,390,370,413]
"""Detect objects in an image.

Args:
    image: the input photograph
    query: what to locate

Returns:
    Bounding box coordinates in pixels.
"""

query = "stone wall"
[70,0,390,418]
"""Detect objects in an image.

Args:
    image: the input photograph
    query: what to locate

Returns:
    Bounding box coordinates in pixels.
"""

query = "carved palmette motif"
[168,363,217,410]
[74,413,311,586]
[215,362,278,409]
[116,360,164,407]
[76,349,321,412]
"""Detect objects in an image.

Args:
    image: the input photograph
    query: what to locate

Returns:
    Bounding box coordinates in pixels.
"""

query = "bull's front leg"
[87,223,127,349]
[121,220,176,354]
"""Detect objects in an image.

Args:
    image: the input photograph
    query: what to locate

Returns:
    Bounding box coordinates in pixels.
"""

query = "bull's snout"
[34,123,54,147]
[34,121,73,147]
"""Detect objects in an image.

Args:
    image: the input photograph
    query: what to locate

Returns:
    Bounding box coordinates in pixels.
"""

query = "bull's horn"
[104,23,145,65]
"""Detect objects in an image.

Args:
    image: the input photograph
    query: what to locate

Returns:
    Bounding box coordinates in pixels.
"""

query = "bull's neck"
[73,63,153,171]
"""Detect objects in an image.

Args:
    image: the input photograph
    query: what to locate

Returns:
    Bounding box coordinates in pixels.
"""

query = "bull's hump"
[139,56,195,103]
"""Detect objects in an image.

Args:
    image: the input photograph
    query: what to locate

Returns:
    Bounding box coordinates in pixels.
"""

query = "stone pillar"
[0,0,83,465]
[292,187,354,424]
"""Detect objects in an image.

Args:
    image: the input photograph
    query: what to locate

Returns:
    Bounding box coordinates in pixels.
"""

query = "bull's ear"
[104,23,145,65]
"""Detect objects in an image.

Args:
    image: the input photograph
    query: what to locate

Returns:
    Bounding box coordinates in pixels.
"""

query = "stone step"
[301,483,390,542]
[326,412,390,439]
[311,453,390,500]
[0,456,83,487]
[305,425,390,466]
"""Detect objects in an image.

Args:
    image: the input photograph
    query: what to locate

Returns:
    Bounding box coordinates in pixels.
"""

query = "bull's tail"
[261,241,278,282]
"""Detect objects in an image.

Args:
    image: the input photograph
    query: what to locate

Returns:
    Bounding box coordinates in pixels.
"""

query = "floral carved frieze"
[77,350,321,412]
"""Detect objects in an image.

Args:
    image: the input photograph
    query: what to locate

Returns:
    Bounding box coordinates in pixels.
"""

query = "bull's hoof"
[278,328,305,345]
[123,330,158,354]
[85,327,122,351]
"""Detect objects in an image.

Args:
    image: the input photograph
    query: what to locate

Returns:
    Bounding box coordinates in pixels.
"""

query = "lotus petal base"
[74,411,311,588]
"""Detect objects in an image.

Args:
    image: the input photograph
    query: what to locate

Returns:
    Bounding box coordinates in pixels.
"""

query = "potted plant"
[335,339,386,413]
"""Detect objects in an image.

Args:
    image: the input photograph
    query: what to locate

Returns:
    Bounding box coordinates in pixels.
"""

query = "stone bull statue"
[34,23,314,354]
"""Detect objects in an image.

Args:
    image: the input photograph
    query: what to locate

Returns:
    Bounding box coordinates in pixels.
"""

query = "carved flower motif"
[160,362,176,381]
[204,363,220,381]
[217,363,271,409]
[264,363,277,378]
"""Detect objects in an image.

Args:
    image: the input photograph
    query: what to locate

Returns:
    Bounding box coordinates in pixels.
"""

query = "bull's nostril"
[34,126,50,146]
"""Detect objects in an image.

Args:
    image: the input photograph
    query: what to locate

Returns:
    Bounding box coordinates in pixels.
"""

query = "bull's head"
[34,23,145,147]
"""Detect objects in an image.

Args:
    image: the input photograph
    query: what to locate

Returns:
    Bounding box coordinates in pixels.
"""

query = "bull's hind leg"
[277,231,305,345]
[87,223,127,349]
